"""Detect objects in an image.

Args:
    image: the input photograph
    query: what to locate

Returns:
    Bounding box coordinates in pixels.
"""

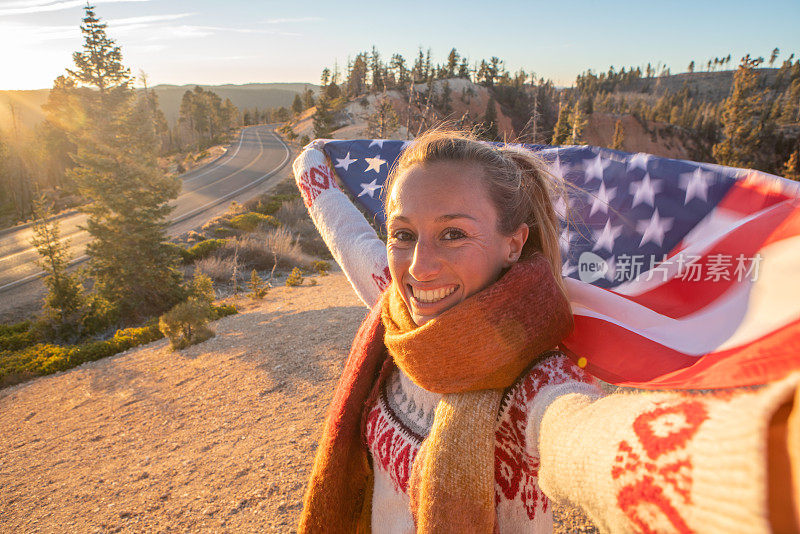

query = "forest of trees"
[308,46,799,179]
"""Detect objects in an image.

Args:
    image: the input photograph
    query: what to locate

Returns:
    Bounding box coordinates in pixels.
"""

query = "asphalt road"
[0,124,292,321]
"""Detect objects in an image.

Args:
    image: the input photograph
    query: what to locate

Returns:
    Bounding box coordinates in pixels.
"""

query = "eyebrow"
[390,213,478,223]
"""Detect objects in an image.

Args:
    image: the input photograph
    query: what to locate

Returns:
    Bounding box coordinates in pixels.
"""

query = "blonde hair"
[383,127,574,298]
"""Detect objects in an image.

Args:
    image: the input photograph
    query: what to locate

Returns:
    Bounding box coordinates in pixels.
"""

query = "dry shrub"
[216,227,313,272]
[275,199,309,230]
[263,227,315,270]
[195,256,239,282]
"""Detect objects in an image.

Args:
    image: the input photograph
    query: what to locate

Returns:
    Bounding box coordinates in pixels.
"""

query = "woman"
[292,128,800,533]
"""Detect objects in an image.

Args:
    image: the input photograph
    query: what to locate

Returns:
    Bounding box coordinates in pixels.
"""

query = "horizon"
[0,0,798,91]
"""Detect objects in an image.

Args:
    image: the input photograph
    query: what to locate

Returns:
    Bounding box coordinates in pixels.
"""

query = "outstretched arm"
[293,147,391,308]
[528,371,800,533]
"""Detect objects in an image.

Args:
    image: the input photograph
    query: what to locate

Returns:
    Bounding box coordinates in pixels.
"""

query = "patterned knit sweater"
[293,147,800,533]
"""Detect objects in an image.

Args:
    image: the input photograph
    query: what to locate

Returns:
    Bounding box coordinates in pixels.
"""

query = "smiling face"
[386,161,529,326]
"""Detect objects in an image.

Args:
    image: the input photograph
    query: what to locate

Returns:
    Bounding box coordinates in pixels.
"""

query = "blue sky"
[1,0,799,90]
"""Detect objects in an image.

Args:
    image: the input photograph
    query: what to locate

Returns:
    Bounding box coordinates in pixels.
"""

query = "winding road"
[0,124,291,320]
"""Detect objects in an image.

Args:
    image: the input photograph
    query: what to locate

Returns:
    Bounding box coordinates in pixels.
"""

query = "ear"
[504,223,529,266]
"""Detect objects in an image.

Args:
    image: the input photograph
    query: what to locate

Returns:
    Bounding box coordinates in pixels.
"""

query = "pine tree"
[30,197,87,340]
[313,95,335,138]
[292,94,303,115]
[551,102,571,145]
[301,87,316,109]
[770,48,780,67]
[66,5,183,320]
[365,96,399,138]
[712,55,771,170]
[67,6,130,96]
[783,150,800,181]
[568,103,587,145]
[611,119,625,150]
[481,96,499,140]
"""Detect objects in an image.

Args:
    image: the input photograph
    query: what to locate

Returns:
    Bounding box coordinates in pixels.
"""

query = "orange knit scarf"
[298,253,574,533]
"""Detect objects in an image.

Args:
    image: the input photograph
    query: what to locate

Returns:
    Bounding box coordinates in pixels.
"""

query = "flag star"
[364,155,387,173]
[335,152,357,171]
[636,209,674,247]
[592,219,623,253]
[627,153,651,172]
[629,172,662,208]
[589,182,617,217]
[679,166,715,204]
[550,153,570,180]
[369,140,385,149]
[584,153,611,183]
[358,178,382,198]
[553,194,567,220]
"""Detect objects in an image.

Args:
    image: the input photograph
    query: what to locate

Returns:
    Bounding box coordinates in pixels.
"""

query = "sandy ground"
[0,270,596,533]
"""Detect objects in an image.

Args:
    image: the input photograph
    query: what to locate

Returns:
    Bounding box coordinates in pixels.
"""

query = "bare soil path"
[0,271,595,533]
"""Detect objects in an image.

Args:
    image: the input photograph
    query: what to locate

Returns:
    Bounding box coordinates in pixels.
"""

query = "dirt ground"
[0,270,596,533]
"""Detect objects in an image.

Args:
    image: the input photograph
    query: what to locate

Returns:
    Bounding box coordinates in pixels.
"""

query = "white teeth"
[411,285,456,303]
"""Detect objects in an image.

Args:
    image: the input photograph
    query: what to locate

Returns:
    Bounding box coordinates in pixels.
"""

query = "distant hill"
[149,83,318,125]
[0,82,318,131]
[606,68,779,102]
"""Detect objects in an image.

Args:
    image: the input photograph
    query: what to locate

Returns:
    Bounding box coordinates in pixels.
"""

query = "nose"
[408,239,442,281]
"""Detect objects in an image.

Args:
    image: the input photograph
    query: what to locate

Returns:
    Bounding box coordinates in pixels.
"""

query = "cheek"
[387,246,411,281]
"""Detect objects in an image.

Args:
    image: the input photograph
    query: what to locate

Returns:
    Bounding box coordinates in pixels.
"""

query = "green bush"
[210,303,237,320]
[312,260,330,275]
[188,271,215,305]
[249,193,302,216]
[0,302,237,388]
[0,321,36,351]
[159,299,214,350]
[165,242,193,264]
[0,322,162,385]
[186,239,226,262]
[229,212,279,233]
[248,269,269,299]
[286,267,304,287]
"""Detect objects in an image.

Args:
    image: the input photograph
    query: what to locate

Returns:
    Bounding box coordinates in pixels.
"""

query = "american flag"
[319,139,800,389]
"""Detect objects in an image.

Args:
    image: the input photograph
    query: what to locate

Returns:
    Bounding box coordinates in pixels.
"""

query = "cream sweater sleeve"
[293,147,391,308]
[527,372,800,533]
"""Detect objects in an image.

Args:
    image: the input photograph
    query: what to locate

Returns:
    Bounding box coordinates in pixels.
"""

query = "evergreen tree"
[30,197,87,340]
[302,87,316,109]
[67,6,129,97]
[313,96,336,138]
[568,102,587,145]
[66,5,183,320]
[365,96,399,138]
[712,55,771,170]
[370,46,384,91]
[783,150,800,181]
[611,119,625,150]
[770,48,780,67]
[481,96,499,140]
[446,48,459,77]
[292,93,303,115]
[551,102,571,145]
